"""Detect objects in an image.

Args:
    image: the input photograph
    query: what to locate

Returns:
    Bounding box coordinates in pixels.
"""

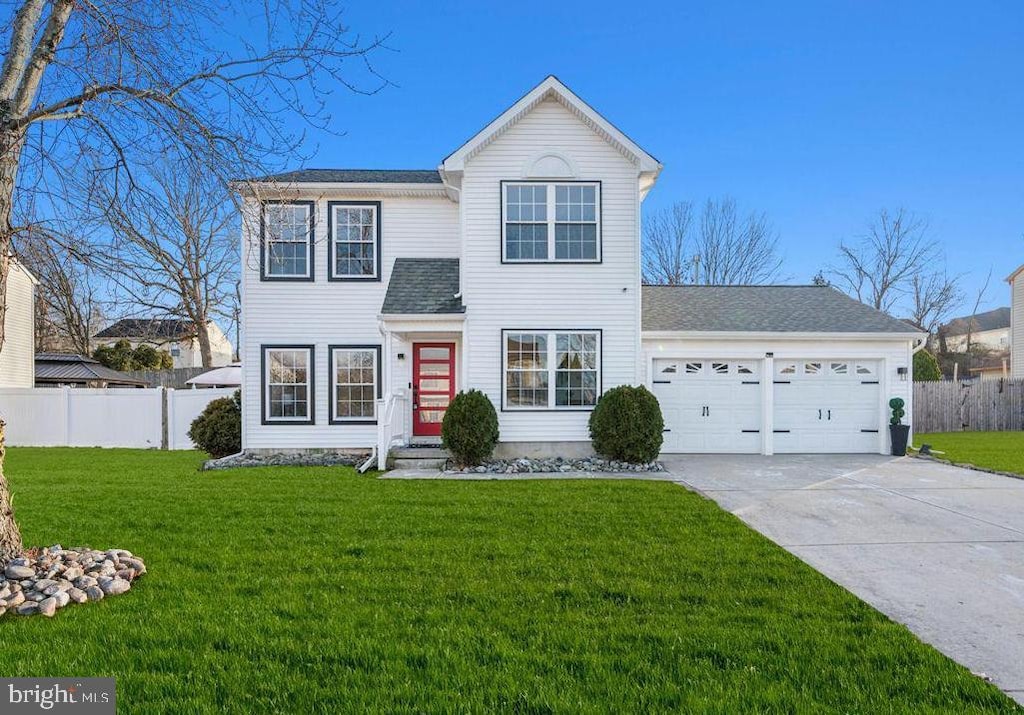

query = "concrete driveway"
[663,453,1024,705]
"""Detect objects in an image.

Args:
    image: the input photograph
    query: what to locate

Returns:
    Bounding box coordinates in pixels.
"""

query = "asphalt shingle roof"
[941,307,1010,336]
[641,285,921,334]
[35,353,149,386]
[381,258,463,315]
[94,318,195,340]
[245,169,443,184]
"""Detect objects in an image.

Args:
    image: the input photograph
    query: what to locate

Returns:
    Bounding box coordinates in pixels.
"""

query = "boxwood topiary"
[189,390,242,458]
[441,389,499,468]
[588,385,664,463]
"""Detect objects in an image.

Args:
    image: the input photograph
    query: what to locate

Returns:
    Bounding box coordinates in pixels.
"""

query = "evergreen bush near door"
[442,390,499,467]
[589,385,664,463]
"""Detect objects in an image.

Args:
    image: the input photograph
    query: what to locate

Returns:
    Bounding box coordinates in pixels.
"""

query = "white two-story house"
[237,77,922,466]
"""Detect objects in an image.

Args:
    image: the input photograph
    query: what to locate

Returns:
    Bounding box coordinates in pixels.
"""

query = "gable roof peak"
[441,75,661,176]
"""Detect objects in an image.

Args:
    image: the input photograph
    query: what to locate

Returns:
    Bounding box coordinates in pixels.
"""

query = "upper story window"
[329,201,381,281]
[261,202,314,281]
[502,182,601,263]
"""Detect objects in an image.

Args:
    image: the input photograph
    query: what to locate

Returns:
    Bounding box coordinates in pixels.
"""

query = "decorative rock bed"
[1,545,145,618]
[202,451,369,471]
[444,456,665,475]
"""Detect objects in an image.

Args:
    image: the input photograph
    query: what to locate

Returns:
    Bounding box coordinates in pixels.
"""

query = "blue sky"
[275,0,1023,315]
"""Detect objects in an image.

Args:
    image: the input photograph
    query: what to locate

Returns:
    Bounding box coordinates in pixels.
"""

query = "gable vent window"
[261,202,314,280]
[502,182,601,263]
[329,202,381,280]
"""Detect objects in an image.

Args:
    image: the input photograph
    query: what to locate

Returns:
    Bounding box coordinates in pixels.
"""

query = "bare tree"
[909,270,963,345]
[643,201,693,284]
[963,268,993,363]
[829,209,940,312]
[0,0,386,561]
[643,198,783,285]
[15,225,102,354]
[90,162,235,367]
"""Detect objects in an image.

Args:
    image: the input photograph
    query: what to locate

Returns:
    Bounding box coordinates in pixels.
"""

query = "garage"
[642,284,926,455]
[652,358,762,453]
[772,359,882,453]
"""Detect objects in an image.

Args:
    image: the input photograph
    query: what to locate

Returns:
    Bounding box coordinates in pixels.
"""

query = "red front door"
[412,342,456,437]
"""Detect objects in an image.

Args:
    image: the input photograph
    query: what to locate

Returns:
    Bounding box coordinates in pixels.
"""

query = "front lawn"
[916,431,1024,476]
[0,449,1015,713]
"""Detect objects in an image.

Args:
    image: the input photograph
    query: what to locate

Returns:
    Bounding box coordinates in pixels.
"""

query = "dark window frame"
[328,343,383,425]
[327,200,383,282]
[499,180,603,265]
[500,328,603,412]
[259,201,315,282]
[260,344,316,425]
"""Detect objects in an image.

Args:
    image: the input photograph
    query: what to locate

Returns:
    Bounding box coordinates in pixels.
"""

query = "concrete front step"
[388,445,448,470]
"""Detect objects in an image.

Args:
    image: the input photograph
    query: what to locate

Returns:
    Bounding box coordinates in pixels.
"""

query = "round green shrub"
[189,390,241,458]
[441,389,499,468]
[588,385,664,463]
[913,348,942,381]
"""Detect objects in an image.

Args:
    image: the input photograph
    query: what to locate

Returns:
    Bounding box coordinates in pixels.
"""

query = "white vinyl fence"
[0,387,236,449]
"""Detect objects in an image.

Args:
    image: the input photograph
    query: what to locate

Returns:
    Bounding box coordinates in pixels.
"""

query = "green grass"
[0,448,1016,713]
[917,432,1024,476]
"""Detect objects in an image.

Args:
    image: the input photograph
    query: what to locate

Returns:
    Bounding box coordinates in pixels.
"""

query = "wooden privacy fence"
[913,378,1024,433]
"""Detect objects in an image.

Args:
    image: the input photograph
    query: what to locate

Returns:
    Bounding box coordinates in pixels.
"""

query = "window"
[778,363,797,376]
[262,346,314,424]
[503,330,601,409]
[262,202,313,280]
[329,201,380,280]
[856,363,877,377]
[330,346,381,423]
[505,333,548,407]
[502,182,600,262]
[555,333,598,406]
[712,362,729,375]
[737,363,755,375]
[804,362,822,375]
[685,362,703,374]
[830,362,849,375]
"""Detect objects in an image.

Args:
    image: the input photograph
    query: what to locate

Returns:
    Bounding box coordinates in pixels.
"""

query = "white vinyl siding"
[463,97,640,442]
[1013,275,1024,379]
[241,194,459,449]
[0,262,35,388]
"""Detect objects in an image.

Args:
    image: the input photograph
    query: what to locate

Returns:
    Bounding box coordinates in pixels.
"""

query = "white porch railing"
[376,390,409,470]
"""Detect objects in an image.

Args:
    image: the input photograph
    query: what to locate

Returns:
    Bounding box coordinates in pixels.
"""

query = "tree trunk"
[196,319,213,367]
[0,420,24,564]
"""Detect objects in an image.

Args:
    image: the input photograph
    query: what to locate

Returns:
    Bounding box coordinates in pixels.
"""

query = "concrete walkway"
[664,453,1024,705]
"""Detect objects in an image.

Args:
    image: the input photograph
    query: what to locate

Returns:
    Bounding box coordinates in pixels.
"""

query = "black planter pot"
[889,424,910,456]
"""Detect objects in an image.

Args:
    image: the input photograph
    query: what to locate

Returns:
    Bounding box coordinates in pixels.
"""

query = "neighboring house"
[0,258,37,388]
[34,353,148,388]
[236,76,923,460]
[1009,264,1024,378]
[939,307,1011,352]
[93,318,234,368]
[967,357,1010,381]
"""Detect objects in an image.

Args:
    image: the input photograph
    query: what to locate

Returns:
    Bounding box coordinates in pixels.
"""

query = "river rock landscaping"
[1,545,145,618]
[202,450,369,471]
[444,456,665,474]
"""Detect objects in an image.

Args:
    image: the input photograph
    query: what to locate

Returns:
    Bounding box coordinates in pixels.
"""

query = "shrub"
[441,390,499,468]
[588,385,664,463]
[913,349,942,381]
[93,339,174,371]
[189,390,241,458]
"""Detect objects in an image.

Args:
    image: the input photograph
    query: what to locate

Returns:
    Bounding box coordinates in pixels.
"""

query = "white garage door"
[772,359,881,453]
[652,359,762,453]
